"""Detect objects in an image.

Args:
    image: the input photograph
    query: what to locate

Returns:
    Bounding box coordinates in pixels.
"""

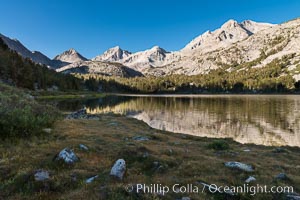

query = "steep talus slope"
[56,60,142,77]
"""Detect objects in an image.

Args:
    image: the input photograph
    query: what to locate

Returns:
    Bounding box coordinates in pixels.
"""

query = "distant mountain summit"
[89,19,275,75]
[54,48,87,63]
[3,17,300,80]
[121,46,170,70]
[91,45,172,73]
[240,20,274,34]
[181,19,274,52]
[93,46,131,62]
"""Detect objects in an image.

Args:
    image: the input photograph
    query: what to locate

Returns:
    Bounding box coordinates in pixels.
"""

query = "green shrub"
[0,83,60,139]
[207,140,230,150]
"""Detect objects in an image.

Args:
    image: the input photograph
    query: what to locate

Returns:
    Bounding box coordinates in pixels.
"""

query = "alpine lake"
[44,94,300,147]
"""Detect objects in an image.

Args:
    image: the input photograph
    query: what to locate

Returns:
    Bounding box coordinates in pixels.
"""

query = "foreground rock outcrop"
[54,148,79,164]
[110,159,126,180]
[224,161,254,172]
[66,109,100,120]
[34,170,50,181]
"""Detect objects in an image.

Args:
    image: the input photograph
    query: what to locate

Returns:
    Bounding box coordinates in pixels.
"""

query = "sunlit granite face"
[84,95,300,147]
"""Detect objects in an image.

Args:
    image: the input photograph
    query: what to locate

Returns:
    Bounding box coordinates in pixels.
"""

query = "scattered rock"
[275,173,288,180]
[66,109,86,119]
[86,175,99,183]
[243,149,251,152]
[42,128,52,134]
[66,109,99,120]
[285,192,300,200]
[109,122,118,126]
[153,161,160,168]
[245,176,256,183]
[132,136,150,141]
[156,166,165,172]
[54,148,79,164]
[110,159,126,180]
[143,152,149,158]
[79,144,89,151]
[34,170,50,181]
[225,161,254,172]
[152,161,165,173]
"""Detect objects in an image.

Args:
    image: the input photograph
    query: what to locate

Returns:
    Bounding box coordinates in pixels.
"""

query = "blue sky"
[1,0,300,58]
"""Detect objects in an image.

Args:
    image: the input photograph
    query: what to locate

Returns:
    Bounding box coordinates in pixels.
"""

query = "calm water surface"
[48,95,300,147]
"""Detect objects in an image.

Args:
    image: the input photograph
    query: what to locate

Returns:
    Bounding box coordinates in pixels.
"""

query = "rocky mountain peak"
[151,45,160,50]
[240,20,274,34]
[241,20,254,26]
[92,46,131,62]
[58,48,78,55]
[106,46,125,55]
[110,46,121,51]
[181,19,271,52]
[54,48,87,63]
[149,46,168,53]
[68,48,77,53]
[221,19,240,29]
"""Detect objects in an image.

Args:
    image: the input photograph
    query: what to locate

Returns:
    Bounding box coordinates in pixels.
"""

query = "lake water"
[50,95,300,147]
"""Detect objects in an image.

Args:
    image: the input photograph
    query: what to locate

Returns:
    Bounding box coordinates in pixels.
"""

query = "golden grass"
[0,115,299,200]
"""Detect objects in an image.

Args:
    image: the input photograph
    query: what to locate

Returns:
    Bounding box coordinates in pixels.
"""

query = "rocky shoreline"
[0,113,300,199]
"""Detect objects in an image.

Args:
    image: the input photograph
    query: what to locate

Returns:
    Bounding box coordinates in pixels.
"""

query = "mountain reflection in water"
[54,95,300,147]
